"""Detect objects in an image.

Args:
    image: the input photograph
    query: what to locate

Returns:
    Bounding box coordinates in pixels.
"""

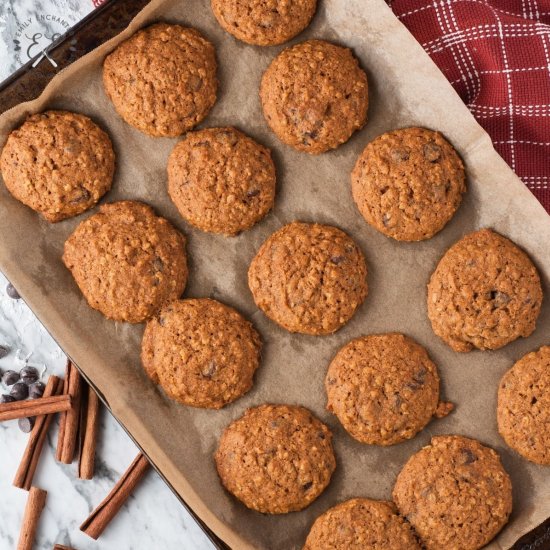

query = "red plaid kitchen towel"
[389,0,550,213]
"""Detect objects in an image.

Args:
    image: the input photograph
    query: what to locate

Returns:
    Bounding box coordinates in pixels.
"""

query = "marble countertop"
[0,3,215,547]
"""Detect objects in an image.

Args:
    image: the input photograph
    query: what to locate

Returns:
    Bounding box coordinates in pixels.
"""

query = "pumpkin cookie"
[141,298,261,409]
[303,498,421,550]
[326,334,452,446]
[103,23,217,137]
[167,127,276,235]
[497,345,550,465]
[260,40,368,154]
[63,201,187,323]
[211,0,317,46]
[393,435,512,550]
[351,128,466,241]
[427,229,542,352]
[215,404,335,513]
[248,222,368,335]
[0,110,114,222]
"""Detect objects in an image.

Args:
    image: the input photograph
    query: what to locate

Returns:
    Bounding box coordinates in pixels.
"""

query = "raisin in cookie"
[393,435,512,550]
[248,222,368,335]
[103,23,217,137]
[351,127,466,241]
[0,110,114,222]
[141,298,261,409]
[303,498,421,550]
[497,345,550,465]
[326,333,453,446]
[211,0,317,46]
[215,404,335,513]
[427,229,542,352]
[260,40,368,154]
[63,201,187,323]
[168,127,276,235]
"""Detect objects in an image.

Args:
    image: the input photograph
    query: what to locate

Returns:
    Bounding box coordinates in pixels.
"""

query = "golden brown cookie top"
[392,435,512,550]
[103,23,217,137]
[303,498,422,550]
[248,222,368,335]
[351,127,466,241]
[215,404,336,513]
[498,345,550,465]
[63,200,187,323]
[326,334,451,446]
[0,110,114,222]
[167,127,276,235]
[211,0,317,46]
[141,298,261,409]
[260,40,368,154]
[427,229,542,352]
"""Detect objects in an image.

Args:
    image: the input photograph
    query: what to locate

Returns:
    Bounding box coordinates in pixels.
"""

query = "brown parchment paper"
[0,0,549,548]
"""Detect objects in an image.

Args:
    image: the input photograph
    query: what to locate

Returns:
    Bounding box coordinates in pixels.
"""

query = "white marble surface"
[0,272,215,549]
[0,3,215,547]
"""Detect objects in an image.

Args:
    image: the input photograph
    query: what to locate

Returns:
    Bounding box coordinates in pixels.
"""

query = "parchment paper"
[0,0,549,548]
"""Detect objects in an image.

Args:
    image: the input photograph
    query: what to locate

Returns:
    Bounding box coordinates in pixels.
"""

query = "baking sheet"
[0,0,549,548]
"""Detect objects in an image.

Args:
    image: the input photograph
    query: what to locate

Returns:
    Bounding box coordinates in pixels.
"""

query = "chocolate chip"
[18,417,34,433]
[380,186,389,195]
[201,361,217,378]
[318,432,326,440]
[20,366,39,385]
[0,394,15,403]
[391,148,410,162]
[302,481,313,491]
[70,187,91,204]
[461,448,478,464]
[423,143,442,162]
[247,189,260,198]
[10,382,29,400]
[6,283,20,300]
[413,368,426,385]
[29,381,45,399]
[489,290,510,307]
[0,345,9,359]
[152,257,164,273]
[331,255,345,265]
[2,370,19,386]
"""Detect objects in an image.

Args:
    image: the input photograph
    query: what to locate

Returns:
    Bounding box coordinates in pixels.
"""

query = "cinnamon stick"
[0,394,70,421]
[55,361,70,461]
[13,376,64,490]
[56,361,83,464]
[80,453,150,540]
[17,487,47,550]
[78,385,100,479]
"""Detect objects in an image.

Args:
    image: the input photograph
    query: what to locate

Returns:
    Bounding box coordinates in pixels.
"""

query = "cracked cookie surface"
[211,0,317,46]
[168,127,275,235]
[63,201,187,323]
[0,110,114,222]
[141,298,261,409]
[326,333,451,446]
[427,229,542,352]
[103,23,217,137]
[215,404,335,513]
[303,498,421,550]
[248,222,368,335]
[392,435,512,550]
[351,127,466,241]
[498,345,550,465]
[260,40,368,154]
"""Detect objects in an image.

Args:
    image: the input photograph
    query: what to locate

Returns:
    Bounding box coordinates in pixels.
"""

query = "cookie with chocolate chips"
[427,229,542,352]
[351,127,466,241]
[248,222,368,335]
[211,0,317,46]
[303,498,422,550]
[141,298,261,409]
[215,404,336,513]
[498,345,550,465]
[103,23,217,137]
[63,201,187,323]
[326,333,452,446]
[393,435,513,550]
[168,127,276,235]
[0,110,114,222]
[260,40,368,154]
